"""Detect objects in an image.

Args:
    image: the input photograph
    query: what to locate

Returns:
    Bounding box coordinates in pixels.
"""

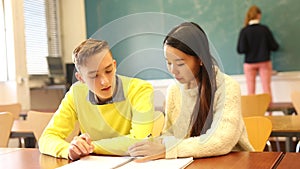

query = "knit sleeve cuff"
[163,136,178,159]
[61,148,70,159]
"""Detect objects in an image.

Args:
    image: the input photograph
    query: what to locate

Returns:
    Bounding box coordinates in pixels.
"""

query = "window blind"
[24,0,61,75]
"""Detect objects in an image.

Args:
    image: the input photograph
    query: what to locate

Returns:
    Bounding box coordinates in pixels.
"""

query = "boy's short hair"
[72,39,110,70]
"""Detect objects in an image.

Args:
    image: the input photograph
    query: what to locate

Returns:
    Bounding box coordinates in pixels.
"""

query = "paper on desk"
[56,156,133,169]
[118,157,193,169]
[56,156,193,169]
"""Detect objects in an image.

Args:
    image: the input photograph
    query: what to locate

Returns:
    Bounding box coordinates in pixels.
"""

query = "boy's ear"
[113,59,117,72]
[75,72,85,83]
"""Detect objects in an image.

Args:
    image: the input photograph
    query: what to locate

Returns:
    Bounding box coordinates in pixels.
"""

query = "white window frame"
[0,0,8,81]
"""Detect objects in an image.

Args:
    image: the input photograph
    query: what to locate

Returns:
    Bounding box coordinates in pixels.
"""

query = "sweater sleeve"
[237,29,248,54]
[266,27,279,51]
[164,75,245,158]
[38,88,78,159]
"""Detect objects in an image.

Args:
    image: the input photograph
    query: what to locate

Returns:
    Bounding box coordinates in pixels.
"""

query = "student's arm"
[164,75,246,158]
[38,90,78,159]
[92,80,154,155]
[237,29,248,54]
[266,27,279,51]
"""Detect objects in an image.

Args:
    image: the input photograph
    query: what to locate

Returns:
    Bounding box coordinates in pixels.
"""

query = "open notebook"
[56,155,193,169]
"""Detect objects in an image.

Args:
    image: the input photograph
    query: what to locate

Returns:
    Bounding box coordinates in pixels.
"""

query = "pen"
[111,157,136,169]
[133,134,153,140]
[146,133,153,141]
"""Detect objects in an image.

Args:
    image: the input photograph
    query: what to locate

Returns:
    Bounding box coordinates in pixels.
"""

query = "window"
[0,0,7,81]
[24,0,61,75]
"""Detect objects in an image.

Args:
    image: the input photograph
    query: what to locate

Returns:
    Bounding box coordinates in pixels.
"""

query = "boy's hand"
[68,133,94,160]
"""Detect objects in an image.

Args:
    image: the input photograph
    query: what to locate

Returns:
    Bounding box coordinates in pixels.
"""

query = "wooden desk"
[268,102,297,115]
[10,120,33,137]
[30,84,66,111]
[0,149,284,169]
[187,152,283,169]
[0,148,20,155]
[0,148,69,169]
[277,153,300,169]
[266,115,300,152]
[30,84,66,93]
[10,120,35,148]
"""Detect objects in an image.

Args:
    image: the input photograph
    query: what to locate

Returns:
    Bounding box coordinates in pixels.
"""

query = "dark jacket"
[237,24,279,63]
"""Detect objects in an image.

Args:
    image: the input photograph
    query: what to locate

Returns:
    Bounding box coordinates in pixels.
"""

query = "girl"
[128,22,254,161]
[237,5,279,102]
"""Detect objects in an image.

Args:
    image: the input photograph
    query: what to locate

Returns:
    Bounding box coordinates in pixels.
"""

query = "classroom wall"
[60,0,87,63]
[0,0,30,110]
[85,0,300,79]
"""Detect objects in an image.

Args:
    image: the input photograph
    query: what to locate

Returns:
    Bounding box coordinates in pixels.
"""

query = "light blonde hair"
[244,5,261,27]
[72,39,110,70]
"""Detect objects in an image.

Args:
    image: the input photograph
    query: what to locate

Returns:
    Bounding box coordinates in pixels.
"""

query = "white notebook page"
[56,155,193,169]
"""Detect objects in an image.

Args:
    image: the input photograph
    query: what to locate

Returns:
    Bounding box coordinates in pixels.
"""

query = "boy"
[39,39,154,160]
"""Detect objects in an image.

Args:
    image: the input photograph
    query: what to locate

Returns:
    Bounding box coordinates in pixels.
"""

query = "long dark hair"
[163,22,217,136]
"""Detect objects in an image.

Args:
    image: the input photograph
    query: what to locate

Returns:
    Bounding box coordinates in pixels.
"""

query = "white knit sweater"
[162,68,254,158]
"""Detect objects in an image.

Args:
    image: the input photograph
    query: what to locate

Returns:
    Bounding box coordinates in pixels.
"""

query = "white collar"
[248,19,260,25]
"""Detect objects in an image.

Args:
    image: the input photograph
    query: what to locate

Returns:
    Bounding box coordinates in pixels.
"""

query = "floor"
[8,138,20,148]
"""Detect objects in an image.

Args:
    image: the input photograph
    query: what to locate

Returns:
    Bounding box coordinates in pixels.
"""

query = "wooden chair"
[0,112,14,147]
[291,91,300,152]
[241,93,271,117]
[26,111,80,144]
[241,93,276,151]
[291,91,300,115]
[27,111,55,141]
[0,103,23,147]
[0,103,22,120]
[152,111,165,137]
[243,116,272,152]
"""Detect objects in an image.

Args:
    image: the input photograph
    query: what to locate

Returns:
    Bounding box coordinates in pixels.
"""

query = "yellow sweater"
[39,75,154,159]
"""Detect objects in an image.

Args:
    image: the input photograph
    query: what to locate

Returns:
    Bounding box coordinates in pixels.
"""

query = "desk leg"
[285,137,294,152]
[24,137,36,148]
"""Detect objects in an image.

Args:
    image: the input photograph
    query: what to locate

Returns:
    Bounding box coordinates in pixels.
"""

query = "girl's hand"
[128,138,165,162]
[134,153,165,163]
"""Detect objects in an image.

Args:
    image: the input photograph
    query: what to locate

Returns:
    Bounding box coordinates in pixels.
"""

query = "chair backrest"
[0,112,14,147]
[27,111,54,141]
[243,116,272,152]
[151,111,165,137]
[241,93,271,117]
[291,91,300,114]
[0,103,21,120]
[27,110,80,142]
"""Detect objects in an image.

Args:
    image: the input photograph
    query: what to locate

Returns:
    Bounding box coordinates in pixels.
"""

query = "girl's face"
[76,49,117,102]
[164,45,202,88]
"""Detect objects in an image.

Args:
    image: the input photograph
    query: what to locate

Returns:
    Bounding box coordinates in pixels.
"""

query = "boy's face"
[76,49,117,102]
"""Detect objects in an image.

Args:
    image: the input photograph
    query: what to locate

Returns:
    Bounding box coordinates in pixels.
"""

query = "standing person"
[128,22,254,161]
[237,5,279,101]
[39,39,155,160]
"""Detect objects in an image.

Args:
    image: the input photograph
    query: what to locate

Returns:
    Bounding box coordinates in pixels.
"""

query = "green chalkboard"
[85,0,300,79]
